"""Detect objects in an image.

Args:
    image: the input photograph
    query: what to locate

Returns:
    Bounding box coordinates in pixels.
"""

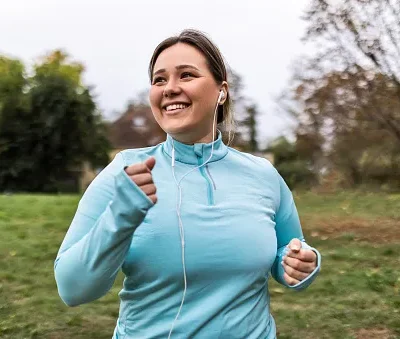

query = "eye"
[152,76,166,85]
[181,72,195,79]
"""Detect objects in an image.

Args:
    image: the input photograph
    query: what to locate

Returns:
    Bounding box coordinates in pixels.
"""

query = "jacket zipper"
[197,158,215,206]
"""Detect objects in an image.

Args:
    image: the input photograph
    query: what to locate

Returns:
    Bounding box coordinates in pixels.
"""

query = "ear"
[219,81,229,105]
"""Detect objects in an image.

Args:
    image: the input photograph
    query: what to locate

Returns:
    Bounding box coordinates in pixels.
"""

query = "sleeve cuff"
[110,168,155,228]
[277,241,321,291]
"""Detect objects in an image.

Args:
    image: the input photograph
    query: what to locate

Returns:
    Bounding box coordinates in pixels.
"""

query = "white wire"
[167,96,220,339]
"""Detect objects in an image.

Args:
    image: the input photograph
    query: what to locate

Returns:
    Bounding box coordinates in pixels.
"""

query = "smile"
[163,103,191,114]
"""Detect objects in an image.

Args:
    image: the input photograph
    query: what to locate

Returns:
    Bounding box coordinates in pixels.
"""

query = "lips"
[162,102,191,114]
[165,103,189,111]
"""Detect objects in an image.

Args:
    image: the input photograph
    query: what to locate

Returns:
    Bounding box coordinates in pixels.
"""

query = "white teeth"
[165,104,189,111]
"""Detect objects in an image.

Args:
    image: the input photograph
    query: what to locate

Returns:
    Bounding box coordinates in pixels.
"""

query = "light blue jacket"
[54,133,321,339]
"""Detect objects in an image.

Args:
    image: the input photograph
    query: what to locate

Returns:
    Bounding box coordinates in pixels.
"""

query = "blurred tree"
[227,69,260,152]
[275,0,400,189]
[0,57,26,94]
[240,103,259,152]
[0,50,110,192]
[304,0,400,78]
[0,56,27,122]
[281,67,400,188]
[302,0,400,142]
[34,50,84,87]
[265,136,316,189]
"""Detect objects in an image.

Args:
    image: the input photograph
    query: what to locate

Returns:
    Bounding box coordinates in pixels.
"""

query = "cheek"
[149,87,162,112]
[188,83,218,110]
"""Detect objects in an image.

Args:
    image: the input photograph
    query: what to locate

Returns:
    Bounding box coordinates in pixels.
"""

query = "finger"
[148,194,157,204]
[282,262,309,281]
[288,238,302,253]
[144,157,156,171]
[125,163,151,176]
[131,173,153,186]
[287,248,317,263]
[283,272,300,286]
[140,184,157,196]
[284,256,313,273]
[283,255,316,273]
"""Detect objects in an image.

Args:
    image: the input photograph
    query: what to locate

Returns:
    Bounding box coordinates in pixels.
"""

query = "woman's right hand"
[124,157,157,204]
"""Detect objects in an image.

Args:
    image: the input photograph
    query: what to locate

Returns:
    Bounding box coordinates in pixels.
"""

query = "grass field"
[0,192,399,339]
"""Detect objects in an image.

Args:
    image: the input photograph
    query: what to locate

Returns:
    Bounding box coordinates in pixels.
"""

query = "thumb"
[288,238,302,253]
[144,157,156,171]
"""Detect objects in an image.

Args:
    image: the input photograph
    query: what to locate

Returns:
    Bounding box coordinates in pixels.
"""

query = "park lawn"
[0,192,399,339]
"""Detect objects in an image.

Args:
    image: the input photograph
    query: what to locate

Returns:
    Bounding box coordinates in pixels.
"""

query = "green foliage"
[0,51,110,192]
[33,50,84,88]
[0,56,28,127]
[266,136,316,189]
[0,56,26,100]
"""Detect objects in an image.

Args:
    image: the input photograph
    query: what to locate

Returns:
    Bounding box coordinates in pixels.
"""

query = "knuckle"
[140,164,148,172]
[132,163,144,173]
[299,252,307,261]
[284,273,295,286]
[292,259,301,270]
[127,164,141,175]
[133,176,142,185]
[124,166,134,175]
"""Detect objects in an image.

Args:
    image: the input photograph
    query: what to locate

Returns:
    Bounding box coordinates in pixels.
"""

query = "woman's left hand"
[282,238,317,286]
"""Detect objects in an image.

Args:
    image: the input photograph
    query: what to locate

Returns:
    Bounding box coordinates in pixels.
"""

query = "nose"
[163,78,181,98]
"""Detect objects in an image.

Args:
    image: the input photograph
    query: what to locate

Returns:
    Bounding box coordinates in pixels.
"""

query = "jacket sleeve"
[54,152,154,306]
[270,173,321,291]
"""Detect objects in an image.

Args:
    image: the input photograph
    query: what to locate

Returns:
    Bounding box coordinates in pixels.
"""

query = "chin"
[163,125,190,136]
[161,119,192,133]
[165,122,204,139]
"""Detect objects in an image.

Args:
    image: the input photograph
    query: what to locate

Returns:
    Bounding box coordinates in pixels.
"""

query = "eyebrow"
[153,64,200,76]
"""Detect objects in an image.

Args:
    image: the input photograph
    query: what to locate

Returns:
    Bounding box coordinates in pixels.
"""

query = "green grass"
[0,192,399,338]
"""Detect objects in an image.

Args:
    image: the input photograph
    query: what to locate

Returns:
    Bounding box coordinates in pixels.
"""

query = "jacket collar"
[163,131,228,165]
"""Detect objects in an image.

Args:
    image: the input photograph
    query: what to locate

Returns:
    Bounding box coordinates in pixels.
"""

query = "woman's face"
[149,43,226,143]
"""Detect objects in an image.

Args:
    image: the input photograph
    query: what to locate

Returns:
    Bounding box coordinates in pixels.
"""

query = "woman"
[55,29,321,339]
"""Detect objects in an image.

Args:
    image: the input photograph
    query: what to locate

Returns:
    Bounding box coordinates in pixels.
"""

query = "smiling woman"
[148,30,233,146]
[149,43,225,144]
[54,29,321,339]
[149,50,228,144]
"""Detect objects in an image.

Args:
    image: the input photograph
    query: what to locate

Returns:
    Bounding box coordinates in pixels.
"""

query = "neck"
[170,129,218,145]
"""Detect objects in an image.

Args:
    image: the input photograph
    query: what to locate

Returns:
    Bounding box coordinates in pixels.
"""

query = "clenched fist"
[282,238,317,286]
[124,157,157,204]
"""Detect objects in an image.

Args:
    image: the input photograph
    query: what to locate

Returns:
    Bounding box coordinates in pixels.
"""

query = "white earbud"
[217,90,225,104]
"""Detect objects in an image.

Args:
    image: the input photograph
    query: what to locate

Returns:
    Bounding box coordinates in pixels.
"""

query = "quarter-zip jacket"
[54,133,321,339]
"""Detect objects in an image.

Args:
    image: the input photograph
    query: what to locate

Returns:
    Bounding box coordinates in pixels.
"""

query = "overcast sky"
[1,0,310,145]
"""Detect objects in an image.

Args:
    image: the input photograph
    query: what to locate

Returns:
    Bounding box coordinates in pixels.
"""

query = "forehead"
[153,43,209,72]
